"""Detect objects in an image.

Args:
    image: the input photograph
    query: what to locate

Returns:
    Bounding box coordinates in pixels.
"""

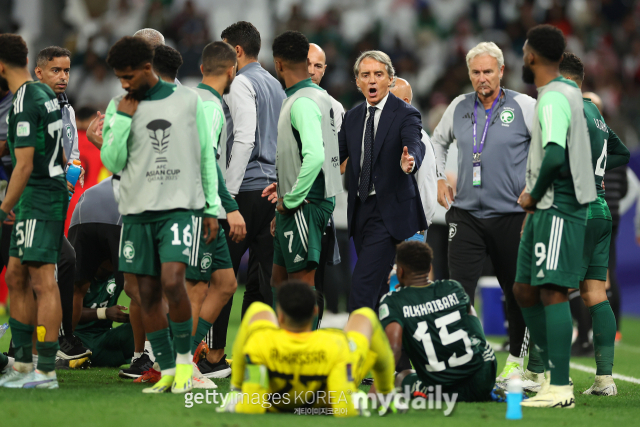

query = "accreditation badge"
[473,158,482,187]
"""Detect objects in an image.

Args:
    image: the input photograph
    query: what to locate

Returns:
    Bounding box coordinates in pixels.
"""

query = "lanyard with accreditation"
[472,89,501,187]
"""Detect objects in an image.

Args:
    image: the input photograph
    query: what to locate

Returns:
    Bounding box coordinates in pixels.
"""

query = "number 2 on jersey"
[47,119,64,177]
[413,311,473,372]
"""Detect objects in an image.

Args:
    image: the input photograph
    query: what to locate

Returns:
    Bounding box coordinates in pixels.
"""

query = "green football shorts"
[273,199,333,273]
[76,324,134,368]
[9,219,64,264]
[516,208,586,288]
[185,220,232,282]
[401,358,496,402]
[580,218,612,282]
[119,211,199,277]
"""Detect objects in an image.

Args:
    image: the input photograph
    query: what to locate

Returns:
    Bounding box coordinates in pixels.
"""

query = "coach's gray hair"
[466,42,504,70]
[353,50,396,85]
[133,29,165,48]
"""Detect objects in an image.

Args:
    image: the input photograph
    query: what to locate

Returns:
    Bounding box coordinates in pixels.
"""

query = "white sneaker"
[496,362,523,388]
[3,369,59,389]
[583,375,617,396]
[522,369,545,393]
[520,384,575,408]
[192,362,217,389]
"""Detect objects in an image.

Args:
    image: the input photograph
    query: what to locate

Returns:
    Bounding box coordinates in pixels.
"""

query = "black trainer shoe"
[57,335,92,360]
[361,378,374,386]
[197,354,231,379]
[119,353,154,379]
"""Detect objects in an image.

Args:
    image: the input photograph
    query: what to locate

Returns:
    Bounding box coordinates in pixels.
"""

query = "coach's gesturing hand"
[203,217,219,244]
[401,146,415,173]
[227,210,247,243]
[117,96,139,116]
[106,305,130,323]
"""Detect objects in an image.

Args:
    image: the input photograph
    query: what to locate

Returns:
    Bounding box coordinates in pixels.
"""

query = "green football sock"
[527,339,546,374]
[170,318,193,356]
[520,303,549,372]
[0,351,8,370]
[545,302,572,386]
[589,300,616,376]
[147,328,176,371]
[8,318,34,364]
[191,317,213,354]
[35,341,59,373]
[272,287,278,312]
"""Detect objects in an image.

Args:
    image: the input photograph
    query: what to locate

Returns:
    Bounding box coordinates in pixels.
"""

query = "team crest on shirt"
[500,109,514,124]
[106,279,117,296]
[146,119,172,163]
[66,124,72,140]
[123,241,135,261]
[201,254,212,270]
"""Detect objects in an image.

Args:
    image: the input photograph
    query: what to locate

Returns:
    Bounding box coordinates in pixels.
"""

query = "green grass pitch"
[2,288,640,427]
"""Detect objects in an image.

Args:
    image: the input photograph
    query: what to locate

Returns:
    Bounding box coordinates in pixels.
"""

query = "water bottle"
[389,264,399,292]
[0,323,9,340]
[506,376,523,420]
[66,159,82,200]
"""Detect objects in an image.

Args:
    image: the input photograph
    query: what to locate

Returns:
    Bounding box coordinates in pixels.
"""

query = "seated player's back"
[240,321,355,413]
[380,280,493,387]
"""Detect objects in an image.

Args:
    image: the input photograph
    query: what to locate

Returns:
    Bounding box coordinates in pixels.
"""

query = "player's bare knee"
[5,267,28,292]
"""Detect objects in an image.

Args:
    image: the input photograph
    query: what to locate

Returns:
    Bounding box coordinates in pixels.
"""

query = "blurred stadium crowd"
[2,0,640,148]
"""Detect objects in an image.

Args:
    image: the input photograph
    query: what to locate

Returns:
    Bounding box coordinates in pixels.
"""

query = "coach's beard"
[522,64,535,85]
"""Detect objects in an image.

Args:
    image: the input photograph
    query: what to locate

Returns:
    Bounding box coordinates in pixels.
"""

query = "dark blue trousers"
[348,195,400,312]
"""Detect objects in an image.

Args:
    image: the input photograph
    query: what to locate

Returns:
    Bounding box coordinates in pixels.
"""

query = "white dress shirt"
[358,93,389,195]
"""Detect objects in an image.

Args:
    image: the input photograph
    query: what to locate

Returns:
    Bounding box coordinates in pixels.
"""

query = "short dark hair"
[277,280,316,326]
[272,31,309,64]
[559,52,584,84]
[220,21,261,59]
[396,241,433,275]
[153,45,183,81]
[201,42,236,76]
[107,36,154,71]
[526,24,566,63]
[0,34,29,68]
[36,46,71,69]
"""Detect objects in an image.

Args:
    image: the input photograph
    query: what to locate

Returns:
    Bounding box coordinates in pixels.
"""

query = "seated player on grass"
[218,281,398,416]
[74,263,134,368]
[380,241,497,402]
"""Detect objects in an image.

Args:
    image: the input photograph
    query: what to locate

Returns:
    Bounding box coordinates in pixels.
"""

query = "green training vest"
[526,80,596,208]
[276,87,342,200]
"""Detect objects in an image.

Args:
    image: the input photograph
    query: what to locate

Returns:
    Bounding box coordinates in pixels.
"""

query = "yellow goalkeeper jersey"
[235,320,373,416]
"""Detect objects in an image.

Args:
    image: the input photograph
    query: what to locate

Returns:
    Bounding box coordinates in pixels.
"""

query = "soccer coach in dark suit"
[339,50,427,311]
